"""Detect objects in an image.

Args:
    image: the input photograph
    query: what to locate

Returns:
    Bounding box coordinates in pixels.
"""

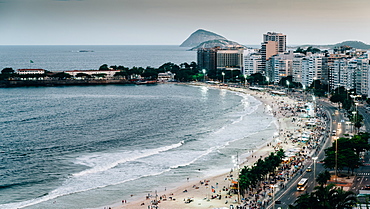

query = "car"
[306,167,312,172]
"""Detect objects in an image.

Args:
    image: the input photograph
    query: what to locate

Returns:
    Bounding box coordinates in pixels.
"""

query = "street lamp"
[270,184,277,209]
[335,137,338,183]
[312,157,318,186]
[352,111,357,134]
[202,69,206,82]
[222,72,225,84]
[286,80,290,94]
[232,153,241,204]
[244,74,247,88]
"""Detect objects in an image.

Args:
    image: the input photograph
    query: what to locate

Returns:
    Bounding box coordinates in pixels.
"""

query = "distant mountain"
[189,39,244,50]
[180,29,227,47]
[333,41,370,49]
[296,40,370,50]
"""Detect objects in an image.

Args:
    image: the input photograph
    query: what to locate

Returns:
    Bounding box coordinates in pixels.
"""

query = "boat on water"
[135,80,158,85]
[78,50,94,53]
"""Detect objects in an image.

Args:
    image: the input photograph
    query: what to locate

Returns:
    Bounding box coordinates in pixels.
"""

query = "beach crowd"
[113,84,330,209]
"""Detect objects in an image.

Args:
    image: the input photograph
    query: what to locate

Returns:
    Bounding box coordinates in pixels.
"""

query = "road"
[269,99,346,209]
[271,101,370,208]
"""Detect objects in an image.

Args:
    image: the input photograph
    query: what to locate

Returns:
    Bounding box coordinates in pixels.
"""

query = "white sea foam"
[1,85,277,209]
[73,140,184,177]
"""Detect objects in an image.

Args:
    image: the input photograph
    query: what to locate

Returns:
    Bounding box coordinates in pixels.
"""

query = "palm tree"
[312,184,335,208]
[289,193,319,209]
[331,188,357,209]
[290,184,357,209]
[316,170,331,187]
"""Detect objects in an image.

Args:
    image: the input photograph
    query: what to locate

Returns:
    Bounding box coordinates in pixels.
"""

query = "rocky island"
[180,29,244,50]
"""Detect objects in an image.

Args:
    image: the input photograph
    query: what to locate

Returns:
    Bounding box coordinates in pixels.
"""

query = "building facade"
[216,48,244,71]
[197,47,218,71]
[17,69,45,75]
[263,32,287,53]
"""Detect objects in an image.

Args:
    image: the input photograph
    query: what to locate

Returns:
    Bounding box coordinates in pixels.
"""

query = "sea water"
[0,84,278,209]
[0,45,277,208]
[0,45,196,71]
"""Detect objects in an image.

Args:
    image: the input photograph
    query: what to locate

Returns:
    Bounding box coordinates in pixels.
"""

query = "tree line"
[0,62,202,82]
[323,133,370,175]
[238,149,285,196]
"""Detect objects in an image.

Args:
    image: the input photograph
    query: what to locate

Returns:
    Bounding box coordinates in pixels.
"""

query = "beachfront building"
[301,54,324,88]
[158,71,175,82]
[330,58,348,90]
[261,41,278,72]
[266,51,294,84]
[327,54,351,91]
[65,70,120,79]
[197,47,218,72]
[292,53,307,84]
[216,47,244,72]
[243,50,263,76]
[263,32,286,53]
[351,58,369,96]
[197,46,244,81]
[261,32,287,74]
[328,56,370,97]
[17,69,45,75]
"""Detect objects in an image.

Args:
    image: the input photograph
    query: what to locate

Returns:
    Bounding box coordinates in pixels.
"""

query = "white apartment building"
[330,57,370,97]
[292,53,306,84]
[243,52,262,76]
[352,58,369,96]
[330,58,349,90]
[266,51,294,83]
[301,54,324,88]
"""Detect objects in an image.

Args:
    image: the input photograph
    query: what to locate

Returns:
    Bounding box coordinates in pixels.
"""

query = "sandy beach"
[111,84,313,209]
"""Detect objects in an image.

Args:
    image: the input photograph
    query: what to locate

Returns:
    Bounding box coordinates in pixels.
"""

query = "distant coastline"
[0,79,133,88]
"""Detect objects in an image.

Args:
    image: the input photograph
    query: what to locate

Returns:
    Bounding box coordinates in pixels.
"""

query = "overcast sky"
[0,0,369,45]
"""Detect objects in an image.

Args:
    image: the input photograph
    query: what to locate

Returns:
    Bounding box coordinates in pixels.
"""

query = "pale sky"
[0,0,369,45]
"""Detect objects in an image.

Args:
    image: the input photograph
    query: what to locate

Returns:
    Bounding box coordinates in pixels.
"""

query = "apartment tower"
[263,32,286,53]
[261,32,287,75]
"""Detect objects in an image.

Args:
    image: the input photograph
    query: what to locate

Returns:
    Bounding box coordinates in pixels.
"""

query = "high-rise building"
[292,53,306,84]
[216,48,244,71]
[352,58,369,95]
[301,54,324,88]
[197,47,218,71]
[261,32,287,74]
[261,41,278,73]
[266,51,294,83]
[243,52,262,76]
[263,32,286,53]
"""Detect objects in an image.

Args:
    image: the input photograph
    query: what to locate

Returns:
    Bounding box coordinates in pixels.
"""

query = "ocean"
[0,45,197,71]
[0,46,277,209]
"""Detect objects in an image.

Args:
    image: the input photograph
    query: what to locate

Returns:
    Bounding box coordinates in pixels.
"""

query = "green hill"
[333,41,370,49]
[297,40,370,50]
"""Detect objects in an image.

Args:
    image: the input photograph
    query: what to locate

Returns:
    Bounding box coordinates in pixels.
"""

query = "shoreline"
[109,83,304,209]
